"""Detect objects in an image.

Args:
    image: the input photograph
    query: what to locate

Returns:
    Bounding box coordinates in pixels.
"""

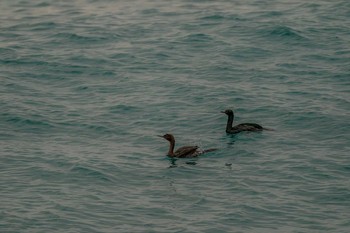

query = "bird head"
[157,133,174,142]
[221,109,233,115]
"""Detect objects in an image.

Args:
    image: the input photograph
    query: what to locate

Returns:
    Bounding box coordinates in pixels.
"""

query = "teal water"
[1,0,350,232]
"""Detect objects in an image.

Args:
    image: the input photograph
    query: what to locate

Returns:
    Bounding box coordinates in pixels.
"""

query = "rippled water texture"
[1,0,350,232]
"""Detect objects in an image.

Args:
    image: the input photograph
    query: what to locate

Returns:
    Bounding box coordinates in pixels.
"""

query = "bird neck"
[226,113,234,131]
[167,139,175,157]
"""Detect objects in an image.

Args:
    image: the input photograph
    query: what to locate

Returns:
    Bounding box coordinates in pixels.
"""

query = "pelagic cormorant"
[221,109,265,134]
[158,134,216,158]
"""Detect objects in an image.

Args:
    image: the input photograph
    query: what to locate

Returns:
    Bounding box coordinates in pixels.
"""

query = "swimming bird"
[158,134,216,158]
[221,109,264,134]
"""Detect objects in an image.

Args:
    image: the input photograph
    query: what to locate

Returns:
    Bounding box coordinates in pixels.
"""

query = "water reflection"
[224,134,236,147]
[168,158,197,168]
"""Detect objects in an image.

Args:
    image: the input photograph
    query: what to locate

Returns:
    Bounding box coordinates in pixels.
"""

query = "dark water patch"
[34,2,50,7]
[110,52,137,60]
[141,8,160,15]
[1,58,50,67]
[108,104,140,114]
[100,70,116,76]
[200,14,225,21]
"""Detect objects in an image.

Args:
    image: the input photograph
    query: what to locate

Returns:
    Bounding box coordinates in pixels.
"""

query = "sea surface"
[1,0,350,232]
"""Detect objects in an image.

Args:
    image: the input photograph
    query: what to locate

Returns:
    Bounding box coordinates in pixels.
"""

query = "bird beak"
[220,111,225,113]
[157,135,164,138]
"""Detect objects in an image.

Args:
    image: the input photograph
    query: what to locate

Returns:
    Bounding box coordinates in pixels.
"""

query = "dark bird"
[158,134,216,158]
[221,109,266,134]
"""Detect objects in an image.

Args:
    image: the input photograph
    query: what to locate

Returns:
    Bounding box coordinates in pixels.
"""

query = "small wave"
[3,113,54,129]
[82,123,112,133]
[262,11,284,17]
[56,120,116,136]
[182,33,213,43]
[53,32,110,43]
[141,8,159,15]
[31,21,57,31]
[70,164,113,183]
[0,48,18,60]
[262,25,308,41]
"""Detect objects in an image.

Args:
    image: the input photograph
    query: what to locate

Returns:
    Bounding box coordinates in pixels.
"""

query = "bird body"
[221,109,264,134]
[158,134,216,158]
[173,145,200,158]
